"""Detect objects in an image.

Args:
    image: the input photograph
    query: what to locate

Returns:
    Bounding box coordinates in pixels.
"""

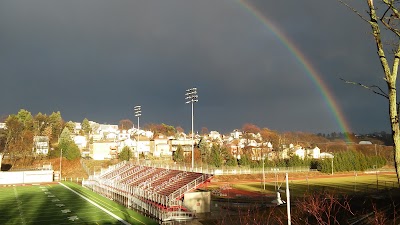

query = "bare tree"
[340,0,400,183]
[292,191,353,225]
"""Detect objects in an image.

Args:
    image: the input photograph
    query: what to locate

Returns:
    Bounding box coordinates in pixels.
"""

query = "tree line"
[0,109,92,165]
[0,109,391,173]
[124,140,387,174]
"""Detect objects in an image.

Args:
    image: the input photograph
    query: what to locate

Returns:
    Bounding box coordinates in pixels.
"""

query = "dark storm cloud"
[0,0,390,134]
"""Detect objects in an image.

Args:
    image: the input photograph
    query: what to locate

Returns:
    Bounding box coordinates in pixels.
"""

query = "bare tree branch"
[339,78,390,98]
[337,0,370,22]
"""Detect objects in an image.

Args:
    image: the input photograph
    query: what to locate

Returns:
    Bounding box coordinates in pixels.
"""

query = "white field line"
[74,187,124,212]
[13,187,26,225]
[59,182,131,225]
[61,184,147,224]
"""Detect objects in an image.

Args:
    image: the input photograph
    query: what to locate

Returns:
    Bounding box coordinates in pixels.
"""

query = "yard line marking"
[13,187,26,225]
[59,182,132,225]
[68,215,79,221]
[61,209,71,213]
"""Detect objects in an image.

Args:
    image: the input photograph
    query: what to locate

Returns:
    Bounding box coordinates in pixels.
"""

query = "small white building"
[319,152,334,159]
[294,147,306,159]
[91,141,118,160]
[74,122,82,134]
[33,136,49,155]
[73,135,87,150]
[230,129,242,139]
[209,131,222,140]
[118,130,130,141]
[171,139,194,154]
[308,146,321,159]
[151,136,171,157]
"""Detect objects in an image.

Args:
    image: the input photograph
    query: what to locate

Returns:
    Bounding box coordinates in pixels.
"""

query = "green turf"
[0,182,158,225]
[210,173,399,197]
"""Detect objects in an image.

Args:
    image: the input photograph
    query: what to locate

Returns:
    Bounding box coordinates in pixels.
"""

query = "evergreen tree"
[119,146,132,161]
[173,145,184,163]
[81,118,92,135]
[210,144,222,167]
[48,111,63,142]
[238,153,251,167]
[64,121,76,133]
[198,139,209,163]
[221,146,237,167]
[58,127,81,160]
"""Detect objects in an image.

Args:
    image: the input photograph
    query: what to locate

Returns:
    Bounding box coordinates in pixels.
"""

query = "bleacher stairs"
[83,161,213,222]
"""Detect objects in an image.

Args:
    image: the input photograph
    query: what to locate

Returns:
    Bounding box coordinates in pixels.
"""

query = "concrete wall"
[183,192,211,213]
[0,170,54,185]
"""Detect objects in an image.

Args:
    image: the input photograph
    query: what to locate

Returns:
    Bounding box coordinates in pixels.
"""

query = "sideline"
[59,182,131,225]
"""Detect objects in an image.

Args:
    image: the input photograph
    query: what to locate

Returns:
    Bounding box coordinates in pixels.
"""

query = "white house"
[134,136,151,158]
[230,129,242,139]
[209,131,222,140]
[74,122,82,134]
[105,132,118,140]
[308,146,321,159]
[170,139,194,154]
[91,141,118,160]
[118,130,130,141]
[73,135,87,150]
[33,136,49,155]
[151,136,171,157]
[294,147,306,159]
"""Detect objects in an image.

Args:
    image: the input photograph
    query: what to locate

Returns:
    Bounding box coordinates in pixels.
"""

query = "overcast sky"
[0,0,391,134]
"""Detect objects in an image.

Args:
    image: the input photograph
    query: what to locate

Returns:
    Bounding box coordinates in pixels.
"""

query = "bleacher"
[84,161,213,222]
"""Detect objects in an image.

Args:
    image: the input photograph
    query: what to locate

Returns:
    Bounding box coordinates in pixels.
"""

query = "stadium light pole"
[185,87,198,171]
[134,105,141,163]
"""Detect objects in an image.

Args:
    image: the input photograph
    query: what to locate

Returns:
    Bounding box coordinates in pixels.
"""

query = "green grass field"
[212,173,399,197]
[0,182,158,225]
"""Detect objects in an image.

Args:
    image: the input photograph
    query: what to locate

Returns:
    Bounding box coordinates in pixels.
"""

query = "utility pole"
[59,148,62,182]
[375,144,378,190]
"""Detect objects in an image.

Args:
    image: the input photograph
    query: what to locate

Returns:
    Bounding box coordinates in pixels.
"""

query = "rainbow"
[238,0,352,140]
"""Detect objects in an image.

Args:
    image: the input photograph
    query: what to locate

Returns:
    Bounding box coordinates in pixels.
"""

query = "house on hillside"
[230,129,242,139]
[135,136,151,158]
[308,146,321,159]
[33,136,49,155]
[118,130,130,141]
[0,123,6,129]
[293,146,321,159]
[293,146,306,159]
[74,122,82,134]
[209,131,222,140]
[171,139,194,157]
[73,135,87,150]
[150,135,171,157]
[91,141,118,160]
